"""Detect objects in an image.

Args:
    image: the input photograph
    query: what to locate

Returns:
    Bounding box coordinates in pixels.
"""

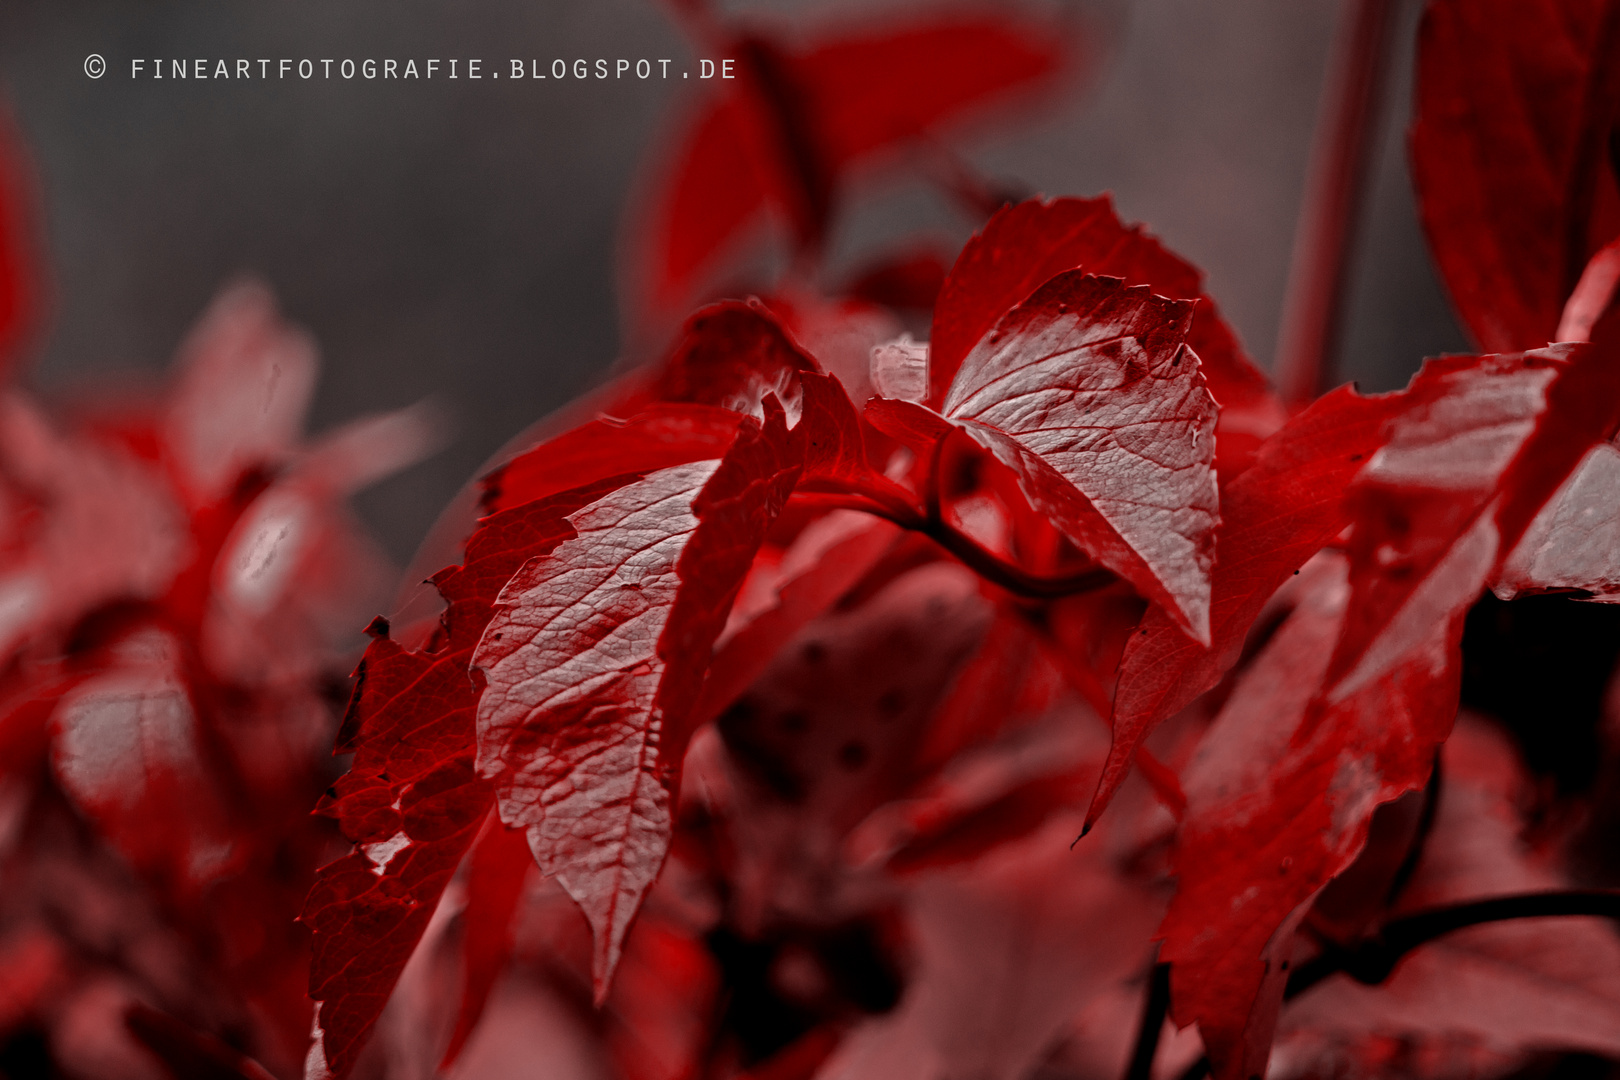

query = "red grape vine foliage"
[8,2,1620,1080]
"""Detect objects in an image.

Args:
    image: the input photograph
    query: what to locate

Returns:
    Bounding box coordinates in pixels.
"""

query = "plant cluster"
[3,2,1620,1079]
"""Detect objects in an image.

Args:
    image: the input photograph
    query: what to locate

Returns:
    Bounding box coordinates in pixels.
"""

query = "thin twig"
[924,516,1116,599]
[1124,962,1173,1080]
[788,437,1117,602]
[1285,889,1620,1000]
[787,486,1116,601]
[921,435,1116,599]
[1273,0,1399,406]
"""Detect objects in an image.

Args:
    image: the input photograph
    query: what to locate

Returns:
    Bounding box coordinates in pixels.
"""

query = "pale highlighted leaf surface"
[1494,440,1620,601]
[937,272,1219,642]
[303,477,635,1080]
[928,196,1283,475]
[1329,329,1620,702]
[473,409,800,1000]
[1092,385,1412,827]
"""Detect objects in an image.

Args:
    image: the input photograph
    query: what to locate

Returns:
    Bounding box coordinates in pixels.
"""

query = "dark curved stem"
[1286,889,1620,1000]
[789,488,1116,600]
[789,479,926,529]
[923,517,1117,599]
[789,440,1118,601]
[921,435,1116,599]
[1124,962,1172,1080]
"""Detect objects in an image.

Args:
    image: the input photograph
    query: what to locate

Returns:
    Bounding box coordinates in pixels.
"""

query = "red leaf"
[1493,440,1620,601]
[921,272,1220,642]
[650,301,822,421]
[927,196,1284,475]
[714,561,992,924]
[795,370,904,496]
[630,13,1071,315]
[1411,0,1620,352]
[918,604,1071,774]
[303,477,632,1079]
[1093,385,1410,826]
[440,813,534,1069]
[693,508,901,728]
[1557,235,1620,342]
[1328,330,1620,702]
[821,810,1162,1080]
[162,281,317,504]
[637,92,774,316]
[487,300,835,518]
[843,248,950,313]
[1275,717,1620,1072]
[846,714,1096,875]
[484,403,746,514]
[0,394,187,659]
[472,407,801,1000]
[601,915,722,1080]
[798,17,1069,168]
[1166,313,1620,1074]
[123,1003,277,1080]
[1160,554,1463,1080]
[49,627,240,894]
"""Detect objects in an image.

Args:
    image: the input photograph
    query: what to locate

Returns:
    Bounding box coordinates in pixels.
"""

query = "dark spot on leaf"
[780,711,809,734]
[876,689,906,719]
[802,641,826,664]
[837,741,869,770]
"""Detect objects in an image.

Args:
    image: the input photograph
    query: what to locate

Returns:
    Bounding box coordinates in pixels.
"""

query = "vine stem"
[1168,887,1620,1080]
[1285,889,1620,1000]
[786,444,1116,602]
[924,516,1116,599]
[1124,962,1173,1080]
[1273,0,1399,406]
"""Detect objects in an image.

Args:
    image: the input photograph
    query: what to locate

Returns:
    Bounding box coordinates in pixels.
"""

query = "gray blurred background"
[0,0,1469,569]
